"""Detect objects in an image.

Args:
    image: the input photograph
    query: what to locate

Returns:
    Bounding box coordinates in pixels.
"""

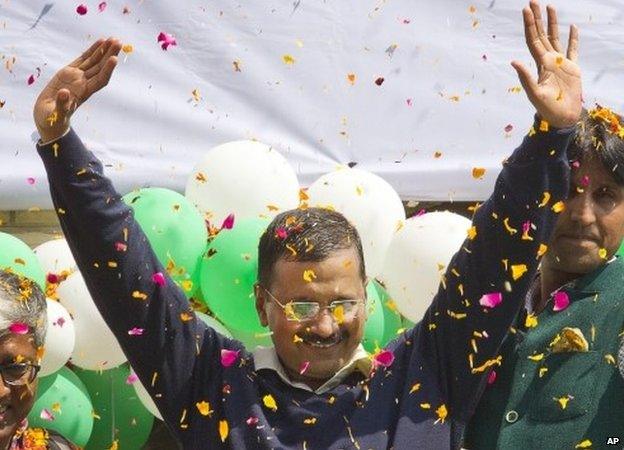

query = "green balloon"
[362,282,386,353]
[0,232,45,289]
[376,281,404,345]
[74,364,154,450]
[229,326,274,350]
[123,188,207,298]
[200,218,270,333]
[28,366,94,447]
[195,311,233,338]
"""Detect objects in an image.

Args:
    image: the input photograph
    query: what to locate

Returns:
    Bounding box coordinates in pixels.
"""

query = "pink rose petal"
[553,291,570,312]
[27,74,36,85]
[504,124,513,133]
[406,98,413,107]
[46,273,60,284]
[246,416,259,426]
[157,32,177,51]
[487,370,497,385]
[54,317,66,328]
[126,373,139,384]
[522,221,532,234]
[98,1,107,12]
[27,177,35,185]
[128,327,144,336]
[40,409,54,421]
[581,175,590,187]
[299,361,310,375]
[479,292,502,309]
[220,349,240,367]
[571,160,580,169]
[76,4,88,15]
[9,323,29,335]
[221,213,235,230]
[275,227,288,240]
[152,272,166,286]
[372,349,395,369]
[114,242,127,252]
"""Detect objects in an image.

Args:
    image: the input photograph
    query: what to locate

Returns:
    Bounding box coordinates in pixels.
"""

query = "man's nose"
[311,309,337,338]
[568,193,597,227]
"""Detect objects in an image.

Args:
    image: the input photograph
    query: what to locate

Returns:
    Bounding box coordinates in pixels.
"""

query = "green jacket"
[465,257,624,449]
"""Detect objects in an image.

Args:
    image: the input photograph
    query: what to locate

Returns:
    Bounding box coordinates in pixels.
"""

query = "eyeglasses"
[262,287,365,323]
[568,186,622,216]
[0,363,40,387]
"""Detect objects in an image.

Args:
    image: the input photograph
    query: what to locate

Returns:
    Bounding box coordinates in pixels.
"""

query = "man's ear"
[254,283,269,327]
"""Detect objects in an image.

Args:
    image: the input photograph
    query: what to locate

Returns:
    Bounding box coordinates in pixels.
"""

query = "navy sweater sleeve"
[36,130,242,439]
[418,119,573,423]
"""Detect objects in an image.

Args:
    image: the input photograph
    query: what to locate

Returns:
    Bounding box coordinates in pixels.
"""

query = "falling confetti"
[157,32,177,51]
[479,292,502,309]
[282,54,296,65]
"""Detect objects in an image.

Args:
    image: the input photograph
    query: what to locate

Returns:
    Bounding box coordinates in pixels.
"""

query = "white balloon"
[185,140,300,226]
[130,368,162,420]
[40,299,76,377]
[56,273,127,370]
[307,167,405,277]
[34,238,77,276]
[379,211,471,323]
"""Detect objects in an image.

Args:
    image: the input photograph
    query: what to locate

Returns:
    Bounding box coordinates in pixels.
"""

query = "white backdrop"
[1,0,623,210]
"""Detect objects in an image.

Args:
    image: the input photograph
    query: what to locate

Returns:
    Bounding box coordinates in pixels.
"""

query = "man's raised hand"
[33,38,122,143]
[512,1,581,129]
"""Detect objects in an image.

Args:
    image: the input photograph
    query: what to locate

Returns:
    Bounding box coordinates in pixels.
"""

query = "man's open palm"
[34,38,122,142]
[512,1,582,129]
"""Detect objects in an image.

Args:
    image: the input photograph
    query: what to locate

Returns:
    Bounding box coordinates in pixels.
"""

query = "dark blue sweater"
[37,120,572,449]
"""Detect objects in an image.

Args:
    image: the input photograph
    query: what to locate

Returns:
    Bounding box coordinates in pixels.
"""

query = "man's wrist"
[38,127,71,146]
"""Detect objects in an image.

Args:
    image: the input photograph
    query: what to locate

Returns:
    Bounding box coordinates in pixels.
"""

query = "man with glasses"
[464,106,624,449]
[0,270,77,449]
[32,1,581,448]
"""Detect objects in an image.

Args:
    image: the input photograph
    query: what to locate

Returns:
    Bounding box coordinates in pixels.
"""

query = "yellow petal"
[528,353,544,362]
[196,401,213,417]
[219,420,229,442]
[598,248,607,259]
[435,404,448,424]
[333,305,345,324]
[467,226,477,240]
[539,120,550,132]
[537,244,548,257]
[525,313,538,328]
[538,191,551,207]
[575,440,592,448]
[511,264,528,280]
[552,201,565,213]
[472,167,486,179]
[263,394,278,411]
[303,269,317,282]
[282,54,295,65]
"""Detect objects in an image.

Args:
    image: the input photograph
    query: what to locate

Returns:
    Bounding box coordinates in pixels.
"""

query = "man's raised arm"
[33,38,236,437]
[419,1,581,423]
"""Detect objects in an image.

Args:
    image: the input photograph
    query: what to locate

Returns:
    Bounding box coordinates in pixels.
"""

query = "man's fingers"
[566,24,579,62]
[70,39,107,69]
[546,5,563,53]
[529,0,555,53]
[84,39,122,79]
[523,7,547,62]
[511,60,538,100]
[85,56,119,98]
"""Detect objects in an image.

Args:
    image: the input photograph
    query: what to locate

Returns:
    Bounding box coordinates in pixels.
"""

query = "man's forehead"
[572,157,620,185]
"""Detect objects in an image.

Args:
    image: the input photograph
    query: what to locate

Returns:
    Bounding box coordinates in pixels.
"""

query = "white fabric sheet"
[1,0,623,209]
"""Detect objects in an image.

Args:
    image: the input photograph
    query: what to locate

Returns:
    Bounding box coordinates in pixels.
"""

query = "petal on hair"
[128,327,144,336]
[9,323,29,335]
